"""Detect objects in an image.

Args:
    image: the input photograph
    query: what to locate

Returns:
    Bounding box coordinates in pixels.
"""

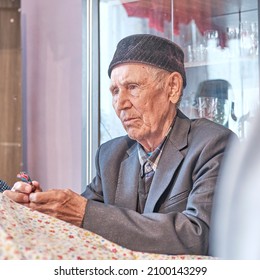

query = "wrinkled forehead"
[110,63,152,83]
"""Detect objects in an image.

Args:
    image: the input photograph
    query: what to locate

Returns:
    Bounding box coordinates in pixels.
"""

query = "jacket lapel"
[144,110,190,213]
[114,143,140,210]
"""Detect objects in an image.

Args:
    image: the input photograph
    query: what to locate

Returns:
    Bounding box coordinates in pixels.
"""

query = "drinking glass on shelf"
[195,79,235,127]
[226,27,240,57]
[197,97,230,126]
[240,21,258,56]
[204,29,219,48]
[204,29,220,62]
[249,22,258,56]
[186,44,206,63]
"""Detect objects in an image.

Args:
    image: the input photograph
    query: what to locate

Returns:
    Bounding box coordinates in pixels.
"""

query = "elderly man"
[4,34,236,256]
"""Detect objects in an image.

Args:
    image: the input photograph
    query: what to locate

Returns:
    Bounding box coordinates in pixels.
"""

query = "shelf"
[185,55,259,68]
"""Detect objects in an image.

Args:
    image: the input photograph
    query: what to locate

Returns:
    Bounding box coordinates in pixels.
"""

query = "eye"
[128,84,138,90]
[111,87,119,96]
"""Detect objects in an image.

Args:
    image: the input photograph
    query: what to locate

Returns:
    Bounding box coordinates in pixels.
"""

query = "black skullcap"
[108,34,186,88]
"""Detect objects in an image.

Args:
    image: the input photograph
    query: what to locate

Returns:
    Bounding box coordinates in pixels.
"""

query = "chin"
[127,133,138,140]
[127,130,144,142]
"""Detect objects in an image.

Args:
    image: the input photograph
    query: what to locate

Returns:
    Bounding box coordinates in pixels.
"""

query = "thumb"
[32,180,43,192]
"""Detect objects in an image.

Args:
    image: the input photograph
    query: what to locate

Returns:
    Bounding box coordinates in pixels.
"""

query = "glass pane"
[99,0,259,142]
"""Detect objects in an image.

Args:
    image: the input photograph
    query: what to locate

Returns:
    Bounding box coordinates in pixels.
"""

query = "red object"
[121,0,212,35]
[17,171,32,184]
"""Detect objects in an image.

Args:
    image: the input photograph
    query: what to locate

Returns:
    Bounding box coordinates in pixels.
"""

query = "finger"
[31,181,42,192]
[11,181,33,194]
[29,189,58,204]
[3,190,30,203]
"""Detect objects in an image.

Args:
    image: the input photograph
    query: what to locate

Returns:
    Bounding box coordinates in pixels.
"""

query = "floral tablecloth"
[0,194,213,260]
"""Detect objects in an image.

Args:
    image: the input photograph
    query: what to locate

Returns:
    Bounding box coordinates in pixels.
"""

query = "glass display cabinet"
[97,0,259,143]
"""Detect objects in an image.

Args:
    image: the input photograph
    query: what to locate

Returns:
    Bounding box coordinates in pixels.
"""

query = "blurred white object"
[211,109,260,259]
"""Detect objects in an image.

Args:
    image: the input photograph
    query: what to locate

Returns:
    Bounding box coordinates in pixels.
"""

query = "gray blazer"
[82,110,236,255]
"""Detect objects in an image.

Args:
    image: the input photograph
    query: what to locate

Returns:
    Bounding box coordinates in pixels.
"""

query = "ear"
[167,72,183,104]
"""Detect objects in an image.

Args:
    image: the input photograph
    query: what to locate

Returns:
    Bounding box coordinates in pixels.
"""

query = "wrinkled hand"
[29,189,87,227]
[4,182,87,227]
[3,180,42,206]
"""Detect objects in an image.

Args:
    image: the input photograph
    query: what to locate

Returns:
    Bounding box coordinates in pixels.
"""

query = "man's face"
[109,64,176,145]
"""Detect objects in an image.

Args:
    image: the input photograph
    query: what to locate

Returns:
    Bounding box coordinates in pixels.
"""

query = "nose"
[113,89,132,111]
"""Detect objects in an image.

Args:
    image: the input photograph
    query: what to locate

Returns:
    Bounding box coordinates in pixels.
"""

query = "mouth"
[122,117,138,126]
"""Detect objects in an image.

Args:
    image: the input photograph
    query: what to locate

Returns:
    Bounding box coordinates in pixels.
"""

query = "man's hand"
[3,180,42,206]
[4,182,87,227]
[29,189,87,227]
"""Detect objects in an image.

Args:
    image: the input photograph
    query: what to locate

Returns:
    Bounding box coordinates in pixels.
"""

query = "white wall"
[21,0,82,192]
